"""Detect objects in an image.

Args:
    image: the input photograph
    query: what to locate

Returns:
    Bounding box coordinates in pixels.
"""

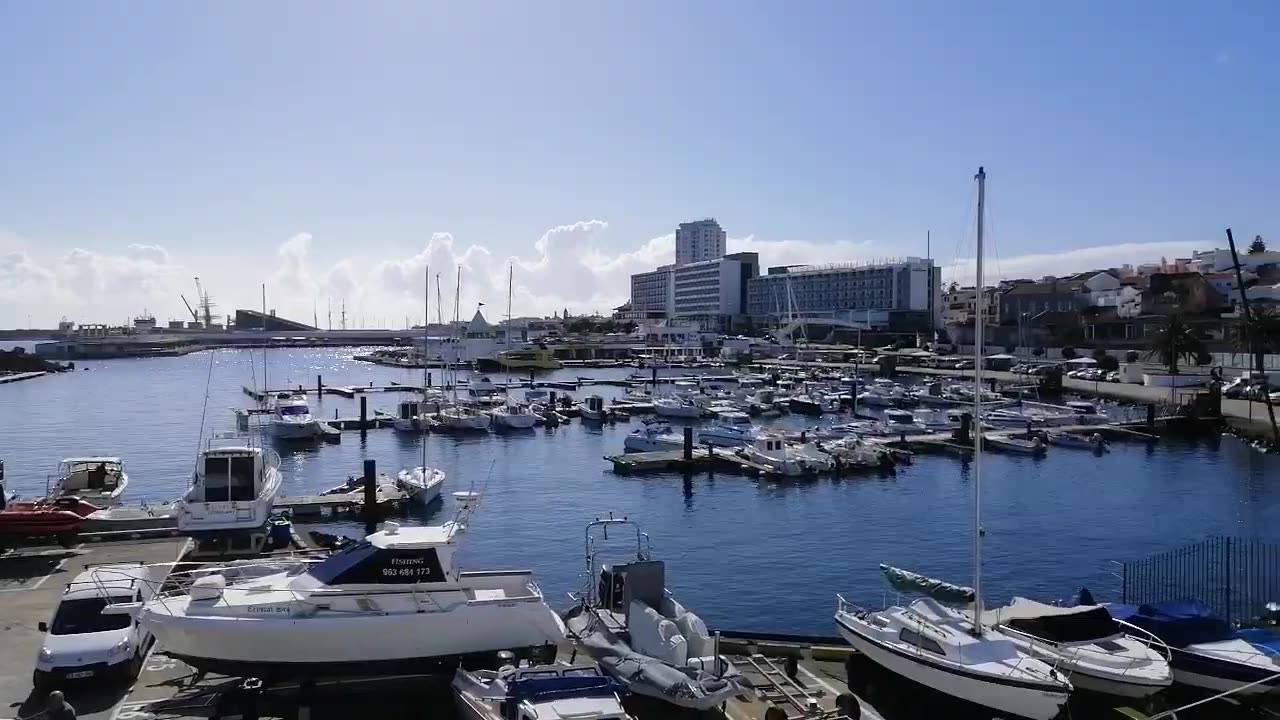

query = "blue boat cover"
[1106,600,1233,649]
[507,675,620,704]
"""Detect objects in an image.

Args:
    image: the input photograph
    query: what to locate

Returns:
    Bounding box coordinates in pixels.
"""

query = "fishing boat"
[562,517,747,709]
[624,421,684,453]
[578,395,607,422]
[177,445,283,536]
[266,394,323,440]
[51,457,129,503]
[124,499,565,679]
[1108,600,1280,695]
[653,396,702,419]
[452,663,630,720]
[396,466,446,506]
[984,596,1172,698]
[833,169,1072,720]
[738,434,821,476]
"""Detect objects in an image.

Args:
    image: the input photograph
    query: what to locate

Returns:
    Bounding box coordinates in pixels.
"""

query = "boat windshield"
[278,405,309,416]
[50,596,133,635]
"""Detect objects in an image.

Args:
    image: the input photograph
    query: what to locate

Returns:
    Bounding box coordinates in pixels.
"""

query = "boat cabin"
[397,400,428,420]
[884,409,917,425]
[713,410,751,426]
[303,522,460,587]
[190,447,268,503]
[496,666,623,720]
[56,457,125,496]
[753,436,787,454]
[1065,401,1099,415]
[583,395,605,413]
[467,377,500,400]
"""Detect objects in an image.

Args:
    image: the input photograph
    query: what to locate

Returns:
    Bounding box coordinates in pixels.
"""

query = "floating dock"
[0,371,48,384]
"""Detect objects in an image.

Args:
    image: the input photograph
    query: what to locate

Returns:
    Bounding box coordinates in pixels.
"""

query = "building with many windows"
[670,252,759,327]
[746,258,940,330]
[942,286,1001,325]
[628,267,675,317]
[675,219,727,265]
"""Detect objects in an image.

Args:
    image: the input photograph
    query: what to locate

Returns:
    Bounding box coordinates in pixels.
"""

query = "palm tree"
[1144,313,1206,375]
[1231,305,1280,371]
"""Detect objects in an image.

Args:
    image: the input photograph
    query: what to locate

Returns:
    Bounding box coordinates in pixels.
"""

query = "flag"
[477,302,486,307]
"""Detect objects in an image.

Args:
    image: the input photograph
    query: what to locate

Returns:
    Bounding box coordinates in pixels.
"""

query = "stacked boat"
[50,456,129,503]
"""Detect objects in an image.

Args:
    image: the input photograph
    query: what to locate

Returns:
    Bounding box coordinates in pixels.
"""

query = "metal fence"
[1121,536,1280,626]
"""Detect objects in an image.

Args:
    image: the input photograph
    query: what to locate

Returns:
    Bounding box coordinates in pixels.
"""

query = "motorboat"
[833,169,1072,720]
[562,517,747,709]
[177,445,283,536]
[881,409,929,435]
[984,596,1172,698]
[452,663,630,720]
[788,393,825,416]
[744,388,783,416]
[818,436,892,468]
[466,377,506,406]
[856,389,903,408]
[0,496,99,544]
[492,348,563,371]
[266,394,323,440]
[396,466,446,506]
[917,409,967,432]
[124,505,566,678]
[624,421,684,453]
[653,396,702,419]
[578,395,608,422]
[835,566,1071,720]
[1065,400,1101,416]
[440,402,493,431]
[696,410,758,448]
[489,402,538,430]
[392,398,442,433]
[984,434,1047,456]
[1108,600,1280,695]
[1045,430,1108,452]
[738,435,821,476]
[51,457,129,503]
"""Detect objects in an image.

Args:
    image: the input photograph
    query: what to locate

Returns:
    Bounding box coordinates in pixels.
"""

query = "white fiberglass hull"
[138,596,565,678]
[397,467,445,506]
[442,413,492,431]
[392,417,431,433]
[268,419,322,439]
[623,436,683,453]
[653,404,701,419]
[836,617,1069,720]
[491,413,537,429]
[179,469,283,534]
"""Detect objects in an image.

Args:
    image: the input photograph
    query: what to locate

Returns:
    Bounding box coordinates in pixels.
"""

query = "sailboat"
[397,266,447,506]
[833,168,1072,720]
[439,267,492,431]
[490,266,537,430]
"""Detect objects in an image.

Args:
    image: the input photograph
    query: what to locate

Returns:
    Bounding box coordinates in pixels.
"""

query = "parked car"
[33,563,166,689]
[1106,371,1121,383]
[954,359,975,370]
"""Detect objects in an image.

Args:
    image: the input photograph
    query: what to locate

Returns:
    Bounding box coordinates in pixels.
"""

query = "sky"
[1,1,1277,329]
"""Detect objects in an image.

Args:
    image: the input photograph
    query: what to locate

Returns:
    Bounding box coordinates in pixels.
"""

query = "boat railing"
[1113,617,1174,662]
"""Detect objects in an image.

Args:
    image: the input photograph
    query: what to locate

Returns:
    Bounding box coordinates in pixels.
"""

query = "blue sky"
[1,1,1276,327]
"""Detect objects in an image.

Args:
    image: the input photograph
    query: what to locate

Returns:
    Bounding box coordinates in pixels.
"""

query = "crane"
[192,277,215,327]
[180,294,199,323]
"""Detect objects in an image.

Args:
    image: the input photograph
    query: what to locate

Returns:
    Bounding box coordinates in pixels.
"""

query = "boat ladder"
[741,653,849,720]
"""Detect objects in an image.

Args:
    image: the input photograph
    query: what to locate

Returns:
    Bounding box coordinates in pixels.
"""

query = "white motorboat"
[881,409,929,435]
[51,457,129,503]
[563,517,747,709]
[452,663,631,720]
[833,169,1072,720]
[125,506,565,678]
[490,402,538,429]
[918,409,968,432]
[738,435,822,476]
[396,466,446,506]
[856,389,903,408]
[466,377,506,406]
[578,395,608,422]
[624,421,684,453]
[984,434,1047,456]
[652,396,702,419]
[817,436,891,468]
[985,597,1172,698]
[266,393,323,439]
[178,445,283,535]
[696,410,758,448]
[1045,430,1108,452]
[1109,600,1280,696]
[440,402,492,431]
[392,398,442,433]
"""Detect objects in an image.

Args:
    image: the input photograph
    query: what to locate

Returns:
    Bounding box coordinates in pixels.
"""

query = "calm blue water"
[2,348,1278,636]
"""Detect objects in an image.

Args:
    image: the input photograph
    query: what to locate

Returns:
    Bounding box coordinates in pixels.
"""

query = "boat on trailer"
[452,663,631,720]
[51,457,129,503]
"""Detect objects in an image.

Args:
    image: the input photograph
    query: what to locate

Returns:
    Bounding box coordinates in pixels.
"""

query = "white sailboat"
[439,266,492,431]
[490,266,538,430]
[395,282,442,434]
[833,168,1072,720]
[397,266,447,506]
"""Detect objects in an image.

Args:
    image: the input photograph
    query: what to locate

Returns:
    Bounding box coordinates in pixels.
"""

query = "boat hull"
[836,617,1069,720]
[1169,646,1280,695]
[492,414,537,429]
[268,421,322,440]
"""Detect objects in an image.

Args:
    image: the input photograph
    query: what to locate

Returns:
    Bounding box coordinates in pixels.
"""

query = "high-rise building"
[675,219,726,266]
[746,258,940,330]
[671,252,759,326]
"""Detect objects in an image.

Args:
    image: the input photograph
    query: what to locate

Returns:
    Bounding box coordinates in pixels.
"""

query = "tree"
[1143,313,1206,375]
[1060,346,1077,360]
[1248,235,1267,254]
[1032,347,1045,357]
[1090,347,1108,362]
[1231,305,1280,371]
[1097,355,1120,372]
[1124,350,1140,363]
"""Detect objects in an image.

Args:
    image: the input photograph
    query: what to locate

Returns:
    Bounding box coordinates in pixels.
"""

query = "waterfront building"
[942,285,1000,325]
[675,218,726,265]
[746,258,940,331]
[629,267,675,318]
[670,252,759,329]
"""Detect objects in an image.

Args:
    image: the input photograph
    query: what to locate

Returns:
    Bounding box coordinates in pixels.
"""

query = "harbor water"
[2,347,1278,637]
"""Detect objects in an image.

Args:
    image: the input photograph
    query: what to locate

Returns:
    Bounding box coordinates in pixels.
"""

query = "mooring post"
[363,459,377,536]
[1146,403,1155,431]
[683,427,693,461]
[317,374,322,396]
[360,396,368,434]
[652,366,658,389]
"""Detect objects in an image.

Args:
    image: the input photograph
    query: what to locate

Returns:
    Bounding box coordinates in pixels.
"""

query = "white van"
[33,562,166,689]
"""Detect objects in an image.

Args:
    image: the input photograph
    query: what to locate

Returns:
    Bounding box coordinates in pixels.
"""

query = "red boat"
[0,496,101,545]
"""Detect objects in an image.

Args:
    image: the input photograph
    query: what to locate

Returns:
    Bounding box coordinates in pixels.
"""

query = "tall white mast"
[423,265,429,458]
[972,166,986,634]
[506,264,513,392]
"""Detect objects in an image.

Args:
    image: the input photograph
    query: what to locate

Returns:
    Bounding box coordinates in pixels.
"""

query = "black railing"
[1121,536,1280,626]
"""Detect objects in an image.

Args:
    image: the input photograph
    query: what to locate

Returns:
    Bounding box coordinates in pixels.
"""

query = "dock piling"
[1146,404,1155,430]
[359,396,368,434]
[683,427,694,461]
[362,459,377,536]
[317,374,322,396]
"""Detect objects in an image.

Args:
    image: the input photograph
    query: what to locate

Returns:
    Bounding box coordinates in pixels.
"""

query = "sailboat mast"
[423,264,429,465]
[972,166,986,632]
[506,264,513,391]
[261,284,268,398]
